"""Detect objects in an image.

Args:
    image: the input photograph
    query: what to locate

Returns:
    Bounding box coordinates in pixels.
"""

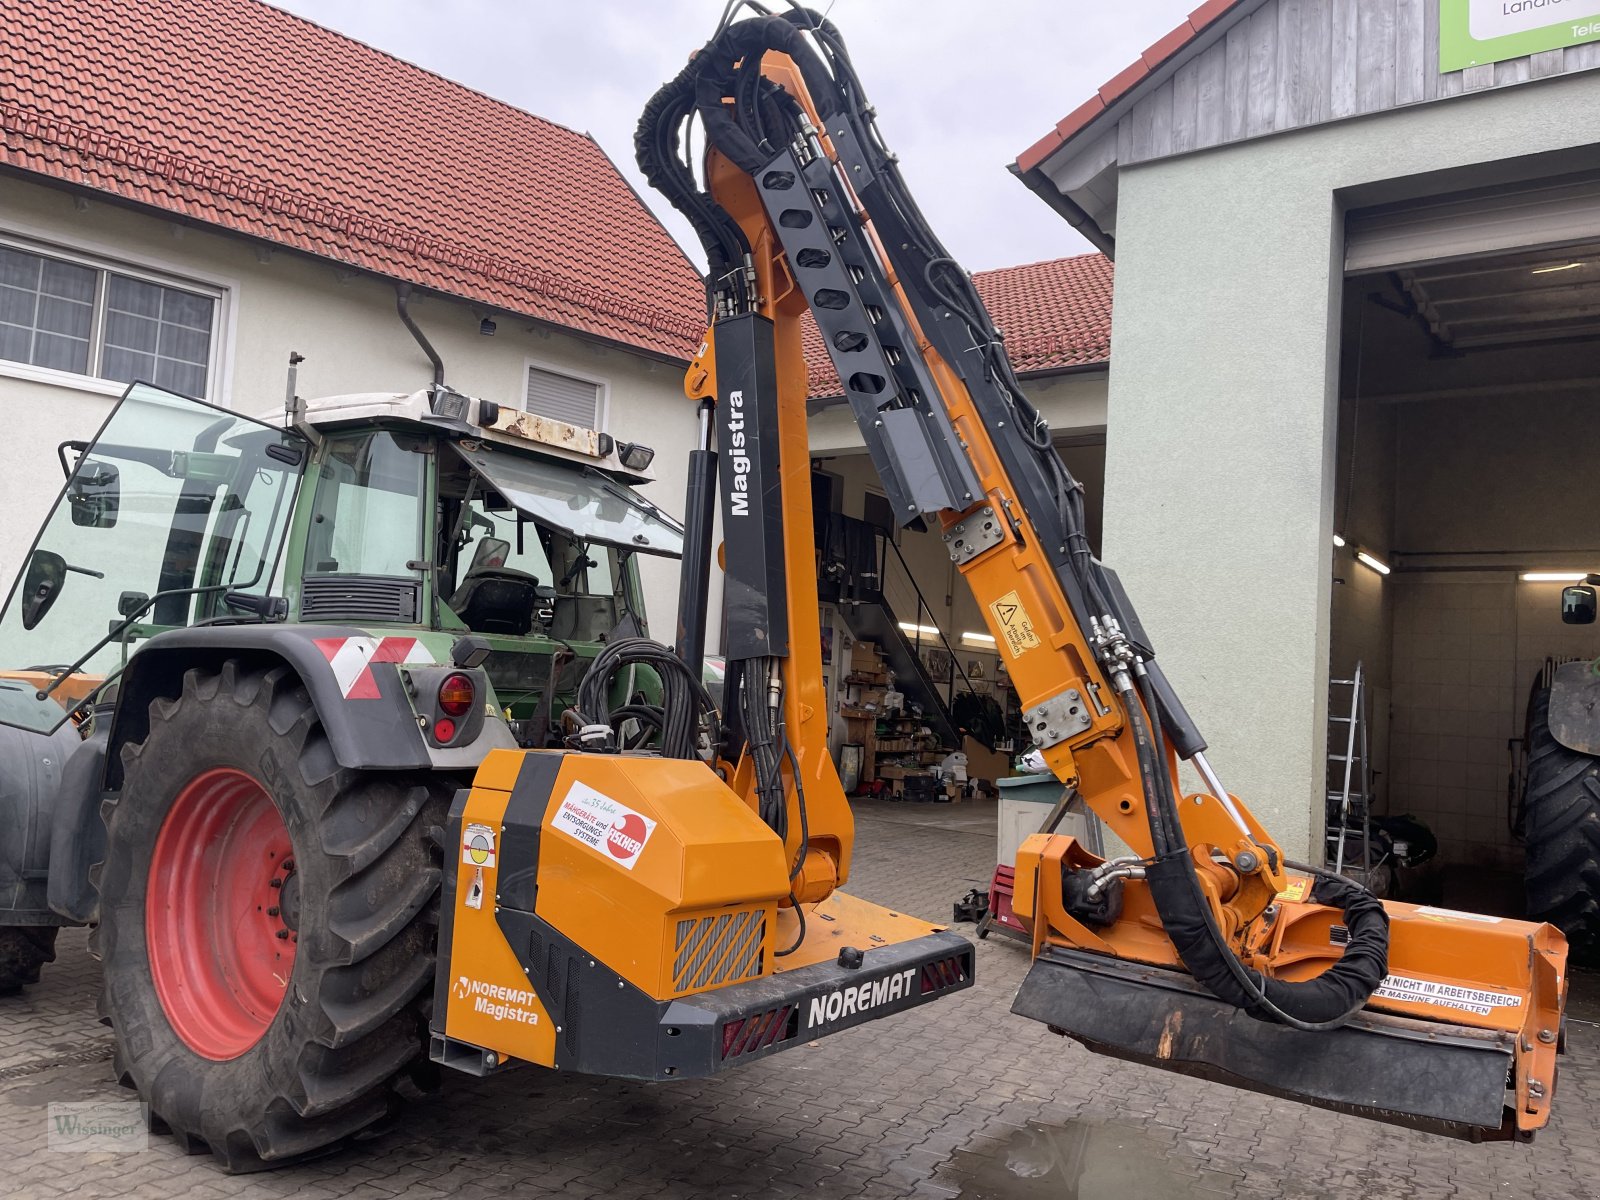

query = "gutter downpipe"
[395,282,445,388]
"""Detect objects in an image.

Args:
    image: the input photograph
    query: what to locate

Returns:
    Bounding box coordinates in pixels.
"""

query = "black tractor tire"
[95,661,452,1172]
[1524,684,1600,959]
[0,925,58,993]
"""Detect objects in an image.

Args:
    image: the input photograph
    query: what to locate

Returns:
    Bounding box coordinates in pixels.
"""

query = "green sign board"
[1440,0,1600,71]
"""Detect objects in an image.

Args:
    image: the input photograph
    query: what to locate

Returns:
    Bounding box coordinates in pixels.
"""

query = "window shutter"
[525,365,601,429]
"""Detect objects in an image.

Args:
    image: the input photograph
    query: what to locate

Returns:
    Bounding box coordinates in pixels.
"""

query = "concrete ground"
[3,797,1598,1199]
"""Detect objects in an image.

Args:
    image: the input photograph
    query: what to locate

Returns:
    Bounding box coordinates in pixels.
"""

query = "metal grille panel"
[300,575,419,622]
[672,909,766,994]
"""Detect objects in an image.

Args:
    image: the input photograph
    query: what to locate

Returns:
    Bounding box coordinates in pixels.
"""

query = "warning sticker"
[1414,905,1502,924]
[462,822,496,868]
[1274,877,1310,903]
[1373,974,1524,1017]
[989,591,1041,657]
[550,782,658,871]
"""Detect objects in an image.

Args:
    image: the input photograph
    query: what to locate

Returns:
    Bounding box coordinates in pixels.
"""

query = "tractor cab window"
[300,432,428,624]
[442,442,682,643]
[0,382,305,734]
[305,433,426,578]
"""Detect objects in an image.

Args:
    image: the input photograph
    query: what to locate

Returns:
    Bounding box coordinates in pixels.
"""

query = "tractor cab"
[0,380,683,740]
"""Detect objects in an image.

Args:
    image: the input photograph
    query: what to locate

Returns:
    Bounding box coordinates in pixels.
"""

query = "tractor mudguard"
[46,704,111,924]
[1546,661,1600,756]
[0,689,83,924]
[105,624,512,789]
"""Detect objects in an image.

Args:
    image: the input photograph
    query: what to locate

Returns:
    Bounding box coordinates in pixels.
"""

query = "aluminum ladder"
[1327,662,1375,879]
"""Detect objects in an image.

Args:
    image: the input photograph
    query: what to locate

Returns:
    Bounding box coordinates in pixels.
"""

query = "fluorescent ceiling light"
[1521,571,1588,583]
[961,631,996,644]
[1355,550,1391,576]
[1532,262,1584,275]
[1332,534,1346,547]
[898,622,940,637]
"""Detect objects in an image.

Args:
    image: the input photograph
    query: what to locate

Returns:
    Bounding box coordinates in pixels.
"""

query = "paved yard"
[3,798,1598,1199]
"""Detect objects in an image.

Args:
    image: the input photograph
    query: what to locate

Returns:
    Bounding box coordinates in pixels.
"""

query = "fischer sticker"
[1414,905,1502,924]
[313,635,435,700]
[989,591,1041,657]
[551,782,657,870]
[1373,974,1524,1017]
[807,968,917,1029]
[452,975,541,1025]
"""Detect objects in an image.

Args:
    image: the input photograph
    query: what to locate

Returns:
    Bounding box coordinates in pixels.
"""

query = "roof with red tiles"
[804,253,1113,398]
[1015,0,1244,173]
[0,0,707,359]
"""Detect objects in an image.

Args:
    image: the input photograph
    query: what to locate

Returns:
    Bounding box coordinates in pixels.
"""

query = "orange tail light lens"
[438,672,475,716]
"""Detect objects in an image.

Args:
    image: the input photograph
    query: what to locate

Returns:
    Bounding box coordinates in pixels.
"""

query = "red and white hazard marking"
[312,636,435,700]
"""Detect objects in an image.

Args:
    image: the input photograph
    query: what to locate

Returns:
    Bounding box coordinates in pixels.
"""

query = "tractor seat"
[449,566,541,636]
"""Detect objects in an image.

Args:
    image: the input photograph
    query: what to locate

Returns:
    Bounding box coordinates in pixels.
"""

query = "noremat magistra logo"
[726,388,750,517]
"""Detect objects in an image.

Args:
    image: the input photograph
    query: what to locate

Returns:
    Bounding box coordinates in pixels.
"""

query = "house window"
[525,363,603,430]
[0,241,219,398]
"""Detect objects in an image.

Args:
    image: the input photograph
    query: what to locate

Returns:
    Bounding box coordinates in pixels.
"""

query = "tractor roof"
[286,389,658,483]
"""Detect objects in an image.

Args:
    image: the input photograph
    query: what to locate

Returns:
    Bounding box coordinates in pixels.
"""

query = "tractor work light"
[617,441,656,472]
[438,672,476,717]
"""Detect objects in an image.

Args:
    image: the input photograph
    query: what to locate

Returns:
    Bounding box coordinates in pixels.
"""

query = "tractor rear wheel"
[1524,684,1600,960]
[95,661,451,1171]
[0,925,57,993]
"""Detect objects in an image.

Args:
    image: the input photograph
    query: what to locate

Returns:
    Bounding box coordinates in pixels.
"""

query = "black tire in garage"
[0,925,58,993]
[1524,684,1600,959]
[95,661,451,1171]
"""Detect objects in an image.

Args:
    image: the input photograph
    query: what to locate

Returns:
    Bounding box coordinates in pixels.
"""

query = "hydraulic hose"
[573,637,718,761]
[1125,668,1389,1030]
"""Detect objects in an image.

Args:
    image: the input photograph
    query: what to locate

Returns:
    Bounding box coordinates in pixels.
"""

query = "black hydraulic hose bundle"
[1126,668,1389,1029]
[573,637,718,761]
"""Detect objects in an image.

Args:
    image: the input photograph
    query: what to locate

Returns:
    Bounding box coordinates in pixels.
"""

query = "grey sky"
[270,0,1197,272]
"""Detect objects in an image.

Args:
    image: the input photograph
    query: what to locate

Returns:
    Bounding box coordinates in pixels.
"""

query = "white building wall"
[1102,70,1600,856]
[0,174,712,639]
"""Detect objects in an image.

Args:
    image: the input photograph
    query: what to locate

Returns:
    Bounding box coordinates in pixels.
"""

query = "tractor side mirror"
[1562,585,1596,625]
[21,550,67,630]
[68,460,120,529]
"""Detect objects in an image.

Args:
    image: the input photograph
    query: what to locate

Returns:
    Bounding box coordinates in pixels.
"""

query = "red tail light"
[438,673,475,716]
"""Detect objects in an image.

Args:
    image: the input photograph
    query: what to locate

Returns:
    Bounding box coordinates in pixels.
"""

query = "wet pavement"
[2,796,1598,1198]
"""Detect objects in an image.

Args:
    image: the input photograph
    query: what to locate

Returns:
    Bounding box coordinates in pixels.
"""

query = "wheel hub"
[146,767,296,1060]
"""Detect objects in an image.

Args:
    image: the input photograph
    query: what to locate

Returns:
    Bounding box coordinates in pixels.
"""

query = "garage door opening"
[811,436,1105,798]
[1329,219,1600,922]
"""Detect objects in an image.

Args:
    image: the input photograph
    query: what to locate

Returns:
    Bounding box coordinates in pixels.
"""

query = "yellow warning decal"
[989,591,1041,657]
[1274,877,1310,903]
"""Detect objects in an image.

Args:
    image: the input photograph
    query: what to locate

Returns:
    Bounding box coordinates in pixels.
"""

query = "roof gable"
[0,0,706,359]
[1015,0,1600,250]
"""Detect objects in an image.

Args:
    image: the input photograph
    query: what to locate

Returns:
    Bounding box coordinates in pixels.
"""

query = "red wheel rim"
[146,767,297,1060]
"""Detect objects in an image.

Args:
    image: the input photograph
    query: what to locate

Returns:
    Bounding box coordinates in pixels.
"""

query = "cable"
[774,890,808,957]
[572,637,719,760]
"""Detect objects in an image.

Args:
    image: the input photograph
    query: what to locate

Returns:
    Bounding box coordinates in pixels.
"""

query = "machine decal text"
[727,388,750,517]
[806,968,916,1029]
[988,591,1041,657]
[453,976,541,1025]
[551,782,658,870]
[1373,973,1524,1016]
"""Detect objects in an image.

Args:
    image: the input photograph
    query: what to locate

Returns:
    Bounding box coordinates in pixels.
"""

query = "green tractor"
[0,377,683,1166]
